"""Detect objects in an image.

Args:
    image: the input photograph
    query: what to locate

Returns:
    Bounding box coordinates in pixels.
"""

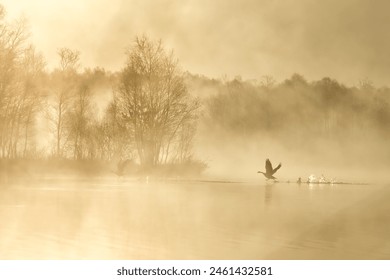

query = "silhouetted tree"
[0,6,37,158]
[68,84,94,159]
[19,46,46,157]
[115,35,199,167]
[47,48,80,157]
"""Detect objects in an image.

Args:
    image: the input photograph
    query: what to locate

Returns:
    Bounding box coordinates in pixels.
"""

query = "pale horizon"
[2,0,390,86]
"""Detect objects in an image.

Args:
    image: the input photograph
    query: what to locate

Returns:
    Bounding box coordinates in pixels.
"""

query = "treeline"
[0,6,201,174]
[2,4,390,174]
[197,73,390,149]
[0,11,115,161]
[0,7,44,159]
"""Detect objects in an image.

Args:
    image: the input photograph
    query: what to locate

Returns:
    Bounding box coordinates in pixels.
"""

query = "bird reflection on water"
[264,184,273,205]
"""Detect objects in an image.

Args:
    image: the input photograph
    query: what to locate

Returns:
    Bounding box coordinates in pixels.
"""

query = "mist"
[1,0,390,182]
[3,0,390,85]
[191,74,390,183]
[1,1,390,261]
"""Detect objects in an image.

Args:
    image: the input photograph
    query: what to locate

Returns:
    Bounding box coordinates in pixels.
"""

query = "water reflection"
[264,185,273,205]
[0,178,389,259]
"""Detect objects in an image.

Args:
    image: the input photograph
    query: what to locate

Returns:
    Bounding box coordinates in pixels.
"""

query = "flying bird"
[258,158,282,180]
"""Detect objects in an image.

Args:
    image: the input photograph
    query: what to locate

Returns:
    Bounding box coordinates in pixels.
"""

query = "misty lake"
[0,177,389,259]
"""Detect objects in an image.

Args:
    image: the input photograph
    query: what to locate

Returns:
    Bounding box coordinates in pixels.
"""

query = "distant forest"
[1,4,389,176]
[198,73,390,144]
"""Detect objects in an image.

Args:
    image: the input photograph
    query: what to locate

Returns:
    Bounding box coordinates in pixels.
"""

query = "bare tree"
[57,48,80,72]
[173,120,197,163]
[116,35,199,167]
[68,83,94,159]
[260,75,276,89]
[0,6,31,158]
[19,46,45,157]
[47,48,80,157]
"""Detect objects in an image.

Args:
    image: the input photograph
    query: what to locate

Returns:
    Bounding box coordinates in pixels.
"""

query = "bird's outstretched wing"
[265,159,273,174]
[272,163,282,175]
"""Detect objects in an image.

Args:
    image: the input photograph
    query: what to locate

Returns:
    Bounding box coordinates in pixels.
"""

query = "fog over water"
[1,0,390,260]
[1,179,390,259]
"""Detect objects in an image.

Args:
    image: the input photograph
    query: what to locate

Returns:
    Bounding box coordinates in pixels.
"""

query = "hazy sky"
[3,0,390,85]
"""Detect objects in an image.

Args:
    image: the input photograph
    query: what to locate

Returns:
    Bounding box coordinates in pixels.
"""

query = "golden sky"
[2,0,390,85]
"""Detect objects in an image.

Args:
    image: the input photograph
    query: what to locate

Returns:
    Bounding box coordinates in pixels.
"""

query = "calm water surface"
[0,177,389,259]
